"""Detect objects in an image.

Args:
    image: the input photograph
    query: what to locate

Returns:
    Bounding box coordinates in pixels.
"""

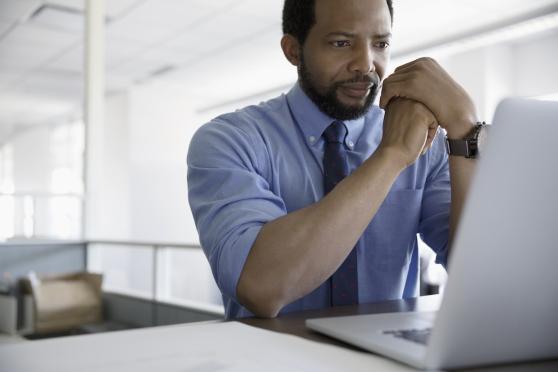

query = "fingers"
[380,57,441,109]
[392,58,421,73]
[379,72,419,109]
[394,57,439,74]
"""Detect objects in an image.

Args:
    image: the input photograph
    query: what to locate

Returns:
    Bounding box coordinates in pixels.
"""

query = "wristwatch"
[445,122,487,159]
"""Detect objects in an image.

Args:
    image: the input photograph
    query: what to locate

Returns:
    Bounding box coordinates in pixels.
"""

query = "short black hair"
[282,0,394,45]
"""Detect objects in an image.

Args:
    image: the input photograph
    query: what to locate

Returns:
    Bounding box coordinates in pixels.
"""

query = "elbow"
[248,300,282,319]
[236,275,286,318]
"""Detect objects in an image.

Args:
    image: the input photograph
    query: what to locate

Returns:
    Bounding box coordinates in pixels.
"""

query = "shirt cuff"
[218,225,262,302]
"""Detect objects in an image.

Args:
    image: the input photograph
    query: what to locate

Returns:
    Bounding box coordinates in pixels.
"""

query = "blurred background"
[0,0,557,334]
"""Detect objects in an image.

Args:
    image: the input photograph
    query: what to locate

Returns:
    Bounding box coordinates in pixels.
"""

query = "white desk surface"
[0,321,413,372]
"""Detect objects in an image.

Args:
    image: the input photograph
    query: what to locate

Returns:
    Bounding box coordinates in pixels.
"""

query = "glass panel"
[157,247,223,314]
[87,244,154,299]
[0,195,15,240]
[0,1,85,240]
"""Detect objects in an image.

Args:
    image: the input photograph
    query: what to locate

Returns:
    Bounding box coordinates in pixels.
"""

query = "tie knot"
[323,121,348,144]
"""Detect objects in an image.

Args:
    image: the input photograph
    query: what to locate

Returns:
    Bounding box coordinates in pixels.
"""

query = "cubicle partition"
[0,240,223,337]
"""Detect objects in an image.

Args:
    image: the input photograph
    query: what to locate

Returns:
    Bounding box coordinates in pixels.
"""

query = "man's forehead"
[313,0,391,34]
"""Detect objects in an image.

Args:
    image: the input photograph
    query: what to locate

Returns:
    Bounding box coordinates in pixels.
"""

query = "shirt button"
[309,136,316,143]
[348,140,354,148]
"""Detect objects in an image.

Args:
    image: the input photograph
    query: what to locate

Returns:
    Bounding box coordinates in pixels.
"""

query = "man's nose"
[348,44,375,75]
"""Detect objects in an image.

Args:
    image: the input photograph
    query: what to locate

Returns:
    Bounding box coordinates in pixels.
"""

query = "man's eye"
[376,41,390,49]
[331,40,351,48]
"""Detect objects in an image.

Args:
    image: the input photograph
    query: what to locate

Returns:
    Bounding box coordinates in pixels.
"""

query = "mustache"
[334,74,380,87]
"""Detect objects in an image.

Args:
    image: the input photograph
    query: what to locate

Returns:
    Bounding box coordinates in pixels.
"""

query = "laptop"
[306,98,558,370]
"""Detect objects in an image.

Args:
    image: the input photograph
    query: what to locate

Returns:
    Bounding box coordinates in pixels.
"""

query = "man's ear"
[281,34,301,66]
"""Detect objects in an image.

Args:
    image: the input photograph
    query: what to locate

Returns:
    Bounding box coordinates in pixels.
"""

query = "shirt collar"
[286,82,366,150]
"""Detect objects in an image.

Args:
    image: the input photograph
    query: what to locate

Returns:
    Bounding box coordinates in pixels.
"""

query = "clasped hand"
[378,57,478,167]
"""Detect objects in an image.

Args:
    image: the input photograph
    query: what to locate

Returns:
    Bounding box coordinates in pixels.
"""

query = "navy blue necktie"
[323,121,359,306]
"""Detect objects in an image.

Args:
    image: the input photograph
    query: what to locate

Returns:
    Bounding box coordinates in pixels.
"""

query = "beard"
[298,52,380,121]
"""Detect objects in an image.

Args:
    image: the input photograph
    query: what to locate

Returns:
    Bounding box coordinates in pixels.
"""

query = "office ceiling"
[1,0,558,140]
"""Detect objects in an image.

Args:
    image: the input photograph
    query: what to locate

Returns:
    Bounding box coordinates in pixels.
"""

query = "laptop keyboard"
[383,328,432,345]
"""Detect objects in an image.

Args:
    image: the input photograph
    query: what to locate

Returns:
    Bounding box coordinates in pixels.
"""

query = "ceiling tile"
[47,44,83,74]
[0,20,13,37]
[159,37,294,104]
[230,0,283,24]
[188,7,278,42]
[119,0,215,28]
[18,70,83,101]
[0,71,19,88]
[106,15,178,44]
[106,37,145,67]
[0,22,79,49]
[0,42,62,71]
[158,32,231,60]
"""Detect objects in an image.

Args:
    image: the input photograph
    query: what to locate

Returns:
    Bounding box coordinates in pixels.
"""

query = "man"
[187,0,480,319]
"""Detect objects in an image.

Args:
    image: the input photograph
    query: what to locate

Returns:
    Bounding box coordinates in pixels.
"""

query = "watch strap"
[445,122,486,159]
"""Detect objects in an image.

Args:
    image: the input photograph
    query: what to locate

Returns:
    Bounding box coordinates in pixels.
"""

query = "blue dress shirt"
[187,83,450,319]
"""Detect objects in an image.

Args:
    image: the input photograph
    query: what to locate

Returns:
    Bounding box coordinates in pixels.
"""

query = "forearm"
[237,148,405,317]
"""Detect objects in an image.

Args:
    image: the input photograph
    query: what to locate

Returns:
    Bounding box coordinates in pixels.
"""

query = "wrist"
[373,145,410,172]
[444,119,476,139]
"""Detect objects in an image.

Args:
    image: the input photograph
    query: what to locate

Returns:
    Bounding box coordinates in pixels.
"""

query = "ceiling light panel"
[30,4,84,33]
[0,0,41,23]
[44,0,139,19]
[43,0,84,13]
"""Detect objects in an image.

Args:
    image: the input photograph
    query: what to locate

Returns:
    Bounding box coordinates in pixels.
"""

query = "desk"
[1,295,557,372]
[240,295,558,371]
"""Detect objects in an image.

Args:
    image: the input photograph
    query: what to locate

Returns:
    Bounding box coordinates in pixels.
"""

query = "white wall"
[514,30,558,97]
[86,81,215,243]
[439,29,558,121]
[12,126,51,193]
[127,82,202,243]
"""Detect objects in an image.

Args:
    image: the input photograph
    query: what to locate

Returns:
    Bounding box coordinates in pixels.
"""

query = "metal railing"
[85,240,224,318]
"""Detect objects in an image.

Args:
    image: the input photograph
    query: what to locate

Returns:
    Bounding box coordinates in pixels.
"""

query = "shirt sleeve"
[187,119,287,302]
[419,133,451,267]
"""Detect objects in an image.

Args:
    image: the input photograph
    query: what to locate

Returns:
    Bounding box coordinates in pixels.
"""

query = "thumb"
[379,81,398,109]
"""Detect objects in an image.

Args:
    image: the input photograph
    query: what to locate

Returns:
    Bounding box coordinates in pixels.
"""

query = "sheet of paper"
[0,321,414,372]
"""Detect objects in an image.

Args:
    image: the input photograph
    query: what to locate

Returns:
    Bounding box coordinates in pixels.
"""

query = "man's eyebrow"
[325,32,393,38]
[376,32,393,39]
[326,31,357,38]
